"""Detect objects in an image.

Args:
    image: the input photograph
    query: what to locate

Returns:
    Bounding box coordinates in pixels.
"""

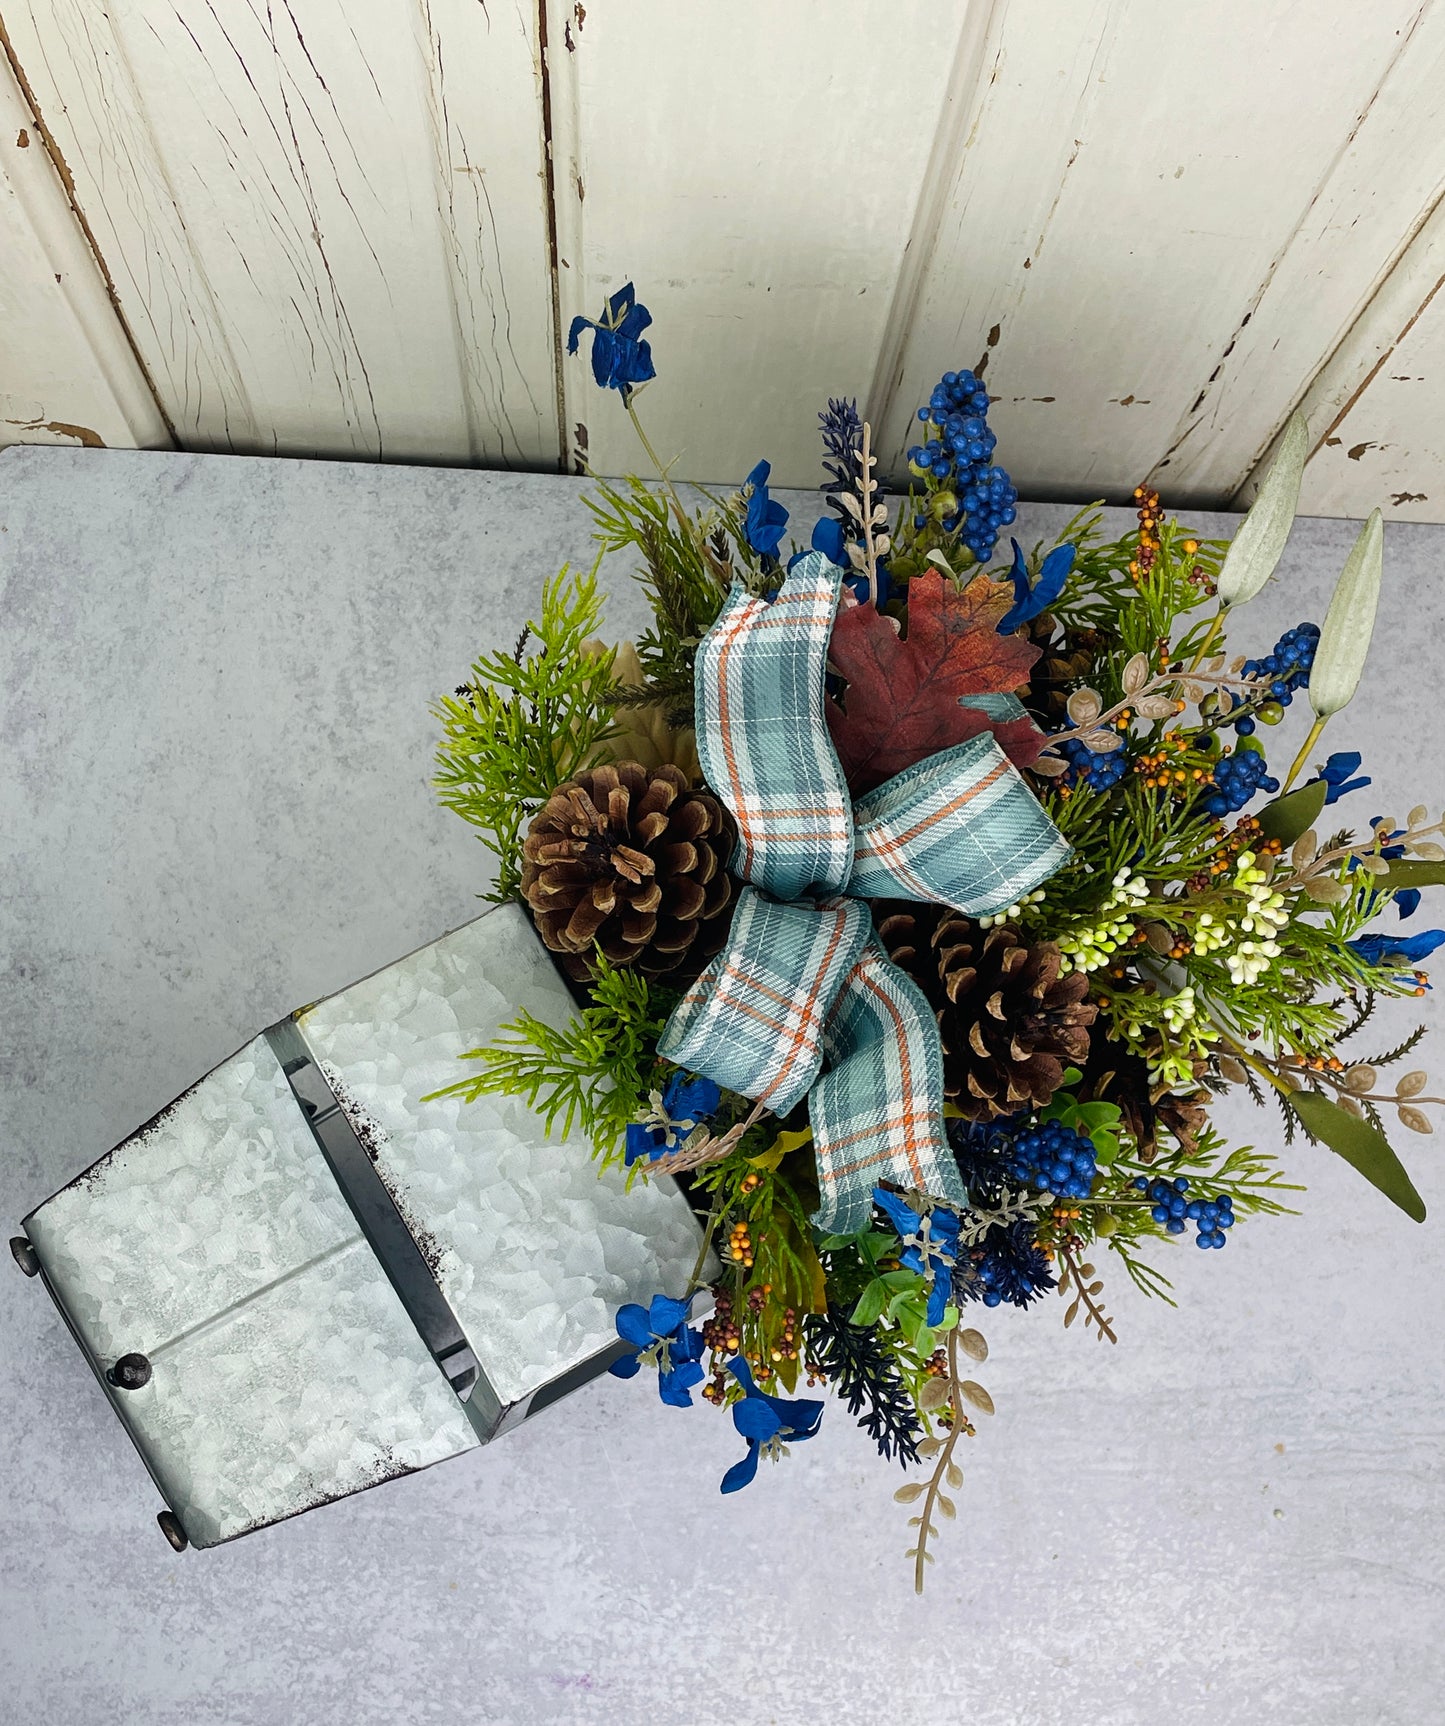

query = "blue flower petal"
[733,1396,785,1443]
[744,460,790,559]
[812,516,846,565]
[614,1302,653,1349]
[607,1351,641,1380]
[624,1121,662,1166]
[998,541,1075,634]
[661,1072,720,1126]
[647,1293,692,1337]
[720,1443,761,1494]
[872,1185,920,1239]
[1397,889,1423,920]
[658,1359,705,1408]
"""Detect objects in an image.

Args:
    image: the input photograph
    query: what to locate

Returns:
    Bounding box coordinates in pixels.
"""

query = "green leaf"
[1256,779,1328,845]
[1376,861,1445,891]
[1093,1130,1120,1167]
[850,1279,889,1328]
[881,1269,924,1290]
[1216,411,1308,607]
[1309,509,1383,718]
[1288,1089,1425,1222]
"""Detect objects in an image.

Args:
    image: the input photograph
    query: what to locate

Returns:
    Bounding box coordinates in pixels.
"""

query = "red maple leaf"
[826,570,1044,794]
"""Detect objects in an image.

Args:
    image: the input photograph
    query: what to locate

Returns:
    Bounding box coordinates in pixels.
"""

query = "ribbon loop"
[694,556,853,899]
[659,889,870,1116]
[849,732,1071,913]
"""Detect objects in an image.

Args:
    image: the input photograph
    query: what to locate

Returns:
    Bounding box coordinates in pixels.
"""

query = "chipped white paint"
[2,0,1444,515]
[1,0,558,464]
[0,49,168,454]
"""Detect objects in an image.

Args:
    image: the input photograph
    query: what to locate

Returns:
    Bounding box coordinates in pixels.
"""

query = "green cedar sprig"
[433,561,619,901]
[423,949,664,1164]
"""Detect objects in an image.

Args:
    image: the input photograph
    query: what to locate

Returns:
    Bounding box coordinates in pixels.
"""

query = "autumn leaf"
[826,570,1043,793]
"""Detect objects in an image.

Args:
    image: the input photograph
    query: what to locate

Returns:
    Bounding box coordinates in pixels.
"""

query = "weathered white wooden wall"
[3,1,1444,520]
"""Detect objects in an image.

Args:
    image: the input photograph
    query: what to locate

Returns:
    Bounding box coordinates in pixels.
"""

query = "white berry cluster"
[977,887,1047,929]
[1058,869,1150,973]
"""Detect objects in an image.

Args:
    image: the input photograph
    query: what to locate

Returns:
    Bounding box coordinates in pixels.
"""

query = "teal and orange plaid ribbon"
[658,551,1070,1233]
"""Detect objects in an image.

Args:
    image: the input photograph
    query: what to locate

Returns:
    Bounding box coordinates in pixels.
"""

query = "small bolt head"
[107,1352,152,1391]
[9,1237,39,1277]
[156,1511,188,1552]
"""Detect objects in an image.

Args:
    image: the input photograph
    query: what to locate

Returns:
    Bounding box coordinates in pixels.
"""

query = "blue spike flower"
[720,1357,824,1493]
[1348,929,1445,967]
[625,1071,721,1166]
[997,539,1076,633]
[872,1187,961,1325]
[743,460,790,560]
[1313,751,1372,805]
[566,281,656,402]
[608,1293,705,1408]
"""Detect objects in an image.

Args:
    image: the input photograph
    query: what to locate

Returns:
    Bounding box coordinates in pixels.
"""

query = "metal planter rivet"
[106,1353,153,1391]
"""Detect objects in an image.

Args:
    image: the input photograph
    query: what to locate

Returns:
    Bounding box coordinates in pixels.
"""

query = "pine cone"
[1024,616,1106,726]
[876,908,1096,1119]
[522,762,734,982]
[1076,1037,1208,1160]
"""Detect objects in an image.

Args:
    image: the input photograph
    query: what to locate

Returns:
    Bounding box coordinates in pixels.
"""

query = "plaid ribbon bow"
[658,551,1070,1233]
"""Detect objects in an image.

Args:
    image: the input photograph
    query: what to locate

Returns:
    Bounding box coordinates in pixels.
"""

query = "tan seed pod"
[1338,1095,1364,1118]
[958,1328,989,1362]
[1031,754,1069,778]
[1343,1063,1378,1093]
[1359,854,1390,877]
[1408,804,1429,829]
[938,1495,957,1520]
[916,1437,944,1458]
[1218,1055,1250,1085]
[1080,728,1124,753]
[946,1462,964,1489]
[1122,653,1150,695]
[960,1381,995,1415]
[894,1482,925,1503]
[1397,1070,1428,1098]
[1292,831,1318,869]
[1066,688,1103,725]
[1134,694,1179,720]
[1398,1104,1433,1135]
[920,1378,949,1410]
[1413,841,1445,861]
[1302,877,1347,904]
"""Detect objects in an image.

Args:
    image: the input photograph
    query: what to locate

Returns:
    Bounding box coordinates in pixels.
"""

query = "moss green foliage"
[424,950,666,1165]
[433,562,620,901]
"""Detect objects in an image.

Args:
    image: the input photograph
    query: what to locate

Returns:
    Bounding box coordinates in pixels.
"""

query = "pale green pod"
[1309,508,1384,718]
[1216,412,1309,607]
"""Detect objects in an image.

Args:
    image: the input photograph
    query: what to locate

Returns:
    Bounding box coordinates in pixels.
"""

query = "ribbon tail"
[808,943,967,1235]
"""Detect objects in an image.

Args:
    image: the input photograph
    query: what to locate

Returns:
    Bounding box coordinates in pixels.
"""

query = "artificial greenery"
[432,281,1441,1593]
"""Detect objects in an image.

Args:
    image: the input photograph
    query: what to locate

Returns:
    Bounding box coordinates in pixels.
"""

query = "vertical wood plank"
[878,0,1436,507]
[3,0,558,464]
[1275,193,1445,522]
[544,0,971,490]
[0,47,168,452]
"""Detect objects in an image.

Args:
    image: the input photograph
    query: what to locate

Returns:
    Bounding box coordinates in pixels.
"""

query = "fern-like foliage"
[584,476,730,724]
[423,950,665,1163]
[806,1303,924,1467]
[433,562,619,900]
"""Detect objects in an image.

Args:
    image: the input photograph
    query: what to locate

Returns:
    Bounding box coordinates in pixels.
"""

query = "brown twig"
[641,1097,770,1178]
[1057,1239,1117,1343]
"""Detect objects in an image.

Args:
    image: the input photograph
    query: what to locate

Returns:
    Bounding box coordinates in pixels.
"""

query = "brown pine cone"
[1024,616,1107,726]
[875,907,1096,1119]
[1076,1037,1208,1160]
[522,762,734,982]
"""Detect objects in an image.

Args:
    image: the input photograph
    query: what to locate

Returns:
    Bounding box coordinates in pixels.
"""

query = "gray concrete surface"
[2,444,1442,1726]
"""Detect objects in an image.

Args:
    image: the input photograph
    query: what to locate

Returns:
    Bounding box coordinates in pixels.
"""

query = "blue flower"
[872,1186,961,1325]
[811,515,846,565]
[625,1071,721,1166]
[720,1357,823,1493]
[1313,751,1372,805]
[566,282,656,403]
[743,460,790,560]
[1349,929,1445,967]
[609,1293,705,1407]
[1396,889,1422,921]
[997,539,1076,634]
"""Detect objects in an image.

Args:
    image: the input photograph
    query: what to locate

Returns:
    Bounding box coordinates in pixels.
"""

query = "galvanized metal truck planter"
[11,904,704,1550]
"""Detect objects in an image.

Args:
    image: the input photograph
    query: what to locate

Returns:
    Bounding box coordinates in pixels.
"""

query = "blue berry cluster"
[1055,729,1129,792]
[1200,746,1278,816]
[966,1219,1057,1308]
[1134,1175,1235,1249]
[1005,1122,1098,1199]
[906,369,1018,562]
[1231,623,1319,736]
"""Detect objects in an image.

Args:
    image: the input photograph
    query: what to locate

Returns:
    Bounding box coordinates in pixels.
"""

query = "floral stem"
[684,1199,724,1299]
[914,1327,964,1596]
[1187,606,1226,673]
[1283,713,1328,793]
